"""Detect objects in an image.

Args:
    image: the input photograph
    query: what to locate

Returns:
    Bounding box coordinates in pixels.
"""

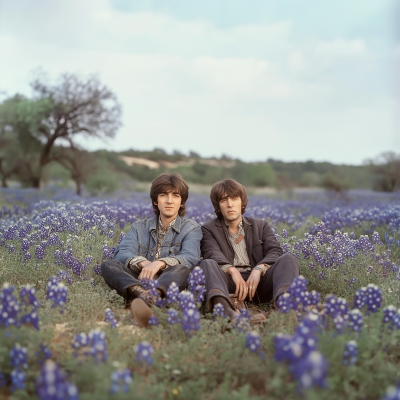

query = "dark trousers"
[100,259,191,303]
[200,254,300,309]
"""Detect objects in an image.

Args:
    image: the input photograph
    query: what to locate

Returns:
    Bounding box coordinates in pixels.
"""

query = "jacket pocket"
[169,243,182,255]
[138,244,148,257]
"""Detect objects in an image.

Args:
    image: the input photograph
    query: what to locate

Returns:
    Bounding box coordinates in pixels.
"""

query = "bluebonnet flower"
[277,276,320,313]
[178,291,197,312]
[110,368,132,394]
[281,229,288,238]
[105,308,118,328]
[107,230,114,239]
[35,360,79,400]
[36,344,53,365]
[0,283,21,328]
[83,256,93,268]
[167,309,180,324]
[0,371,6,387]
[383,306,397,325]
[236,309,251,333]
[181,308,201,336]
[245,331,265,360]
[35,245,45,260]
[134,341,154,365]
[24,251,32,261]
[20,284,41,308]
[10,344,28,369]
[102,244,114,259]
[148,315,159,326]
[277,292,292,313]
[343,340,358,366]
[10,368,26,392]
[118,232,126,244]
[292,351,328,392]
[213,303,226,318]
[354,284,382,313]
[21,308,40,330]
[7,243,16,253]
[188,267,206,302]
[93,265,101,275]
[348,309,363,332]
[166,282,179,305]
[46,277,68,311]
[141,278,160,298]
[72,329,108,364]
[371,231,383,245]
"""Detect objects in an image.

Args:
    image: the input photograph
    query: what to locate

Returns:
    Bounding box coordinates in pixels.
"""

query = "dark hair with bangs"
[150,173,189,217]
[210,179,248,218]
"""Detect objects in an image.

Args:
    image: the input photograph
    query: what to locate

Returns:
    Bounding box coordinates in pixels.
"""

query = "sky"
[0,0,399,164]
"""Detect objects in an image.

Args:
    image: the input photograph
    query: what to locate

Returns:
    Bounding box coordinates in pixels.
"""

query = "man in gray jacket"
[101,173,202,327]
[200,179,300,320]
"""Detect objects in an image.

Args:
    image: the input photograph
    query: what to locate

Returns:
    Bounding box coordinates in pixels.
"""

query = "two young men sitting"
[101,173,300,327]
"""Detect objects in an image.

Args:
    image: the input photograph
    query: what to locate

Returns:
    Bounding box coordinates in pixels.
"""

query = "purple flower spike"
[213,303,226,318]
[166,282,179,305]
[105,308,118,328]
[343,340,358,366]
[110,368,132,394]
[245,331,265,360]
[167,309,180,325]
[10,344,28,369]
[134,341,154,366]
[188,267,206,303]
[181,308,201,336]
[11,369,26,392]
[348,309,363,332]
[293,351,328,392]
[35,360,79,400]
[148,315,159,326]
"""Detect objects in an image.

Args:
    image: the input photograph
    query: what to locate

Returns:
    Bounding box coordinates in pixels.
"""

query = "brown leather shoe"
[130,298,153,328]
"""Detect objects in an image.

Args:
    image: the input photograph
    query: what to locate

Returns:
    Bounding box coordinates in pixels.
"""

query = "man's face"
[156,190,182,219]
[218,194,242,222]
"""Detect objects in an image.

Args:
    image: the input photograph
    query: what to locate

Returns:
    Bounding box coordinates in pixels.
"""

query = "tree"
[0,70,122,188]
[367,152,400,192]
[52,141,96,195]
[0,95,43,187]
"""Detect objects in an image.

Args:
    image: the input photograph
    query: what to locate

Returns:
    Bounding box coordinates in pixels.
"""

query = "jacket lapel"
[243,217,253,267]
[215,218,235,264]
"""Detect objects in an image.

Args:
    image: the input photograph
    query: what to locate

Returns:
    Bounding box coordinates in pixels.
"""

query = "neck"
[160,212,178,228]
[223,216,241,234]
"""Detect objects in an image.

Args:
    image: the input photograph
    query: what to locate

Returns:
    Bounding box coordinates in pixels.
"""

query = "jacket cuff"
[126,256,147,269]
[221,264,234,273]
[158,257,180,269]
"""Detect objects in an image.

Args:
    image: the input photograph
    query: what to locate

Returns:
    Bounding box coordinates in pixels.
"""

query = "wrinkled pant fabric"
[100,259,191,303]
[200,253,300,308]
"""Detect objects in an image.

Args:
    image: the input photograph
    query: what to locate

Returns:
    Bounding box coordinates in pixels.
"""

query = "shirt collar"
[158,216,177,231]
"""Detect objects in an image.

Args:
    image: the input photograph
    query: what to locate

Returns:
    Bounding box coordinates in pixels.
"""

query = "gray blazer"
[200,216,283,269]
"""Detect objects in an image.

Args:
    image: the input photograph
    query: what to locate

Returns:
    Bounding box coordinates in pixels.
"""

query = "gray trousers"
[200,253,300,308]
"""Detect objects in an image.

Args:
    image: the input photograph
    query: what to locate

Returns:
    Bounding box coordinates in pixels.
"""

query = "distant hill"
[44,148,376,194]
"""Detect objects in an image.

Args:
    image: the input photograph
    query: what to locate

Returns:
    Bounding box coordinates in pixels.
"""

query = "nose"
[166,193,173,203]
[226,198,233,207]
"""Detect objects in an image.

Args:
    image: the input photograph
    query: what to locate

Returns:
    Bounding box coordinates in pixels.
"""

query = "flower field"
[0,188,400,400]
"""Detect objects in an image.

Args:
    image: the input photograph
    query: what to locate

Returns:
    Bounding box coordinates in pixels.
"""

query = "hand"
[138,260,151,269]
[227,267,248,301]
[138,260,165,281]
[246,269,261,301]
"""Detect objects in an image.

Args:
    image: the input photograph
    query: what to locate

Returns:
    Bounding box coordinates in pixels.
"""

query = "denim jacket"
[113,215,202,269]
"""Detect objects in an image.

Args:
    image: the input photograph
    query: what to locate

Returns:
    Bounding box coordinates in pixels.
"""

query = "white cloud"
[0,0,396,164]
[315,38,366,58]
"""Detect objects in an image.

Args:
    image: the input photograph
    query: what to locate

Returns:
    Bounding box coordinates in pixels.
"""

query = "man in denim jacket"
[101,173,202,327]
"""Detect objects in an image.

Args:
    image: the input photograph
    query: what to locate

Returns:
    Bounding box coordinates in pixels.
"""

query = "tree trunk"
[76,179,82,195]
[1,177,8,187]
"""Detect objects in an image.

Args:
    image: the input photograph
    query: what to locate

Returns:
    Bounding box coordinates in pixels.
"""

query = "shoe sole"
[131,298,153,328]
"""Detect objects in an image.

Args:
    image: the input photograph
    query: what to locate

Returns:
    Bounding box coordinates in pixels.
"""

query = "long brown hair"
[210,179,248,218]
[150,173,189,217]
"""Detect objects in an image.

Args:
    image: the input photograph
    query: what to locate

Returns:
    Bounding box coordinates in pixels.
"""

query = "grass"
[0,198,400,399]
